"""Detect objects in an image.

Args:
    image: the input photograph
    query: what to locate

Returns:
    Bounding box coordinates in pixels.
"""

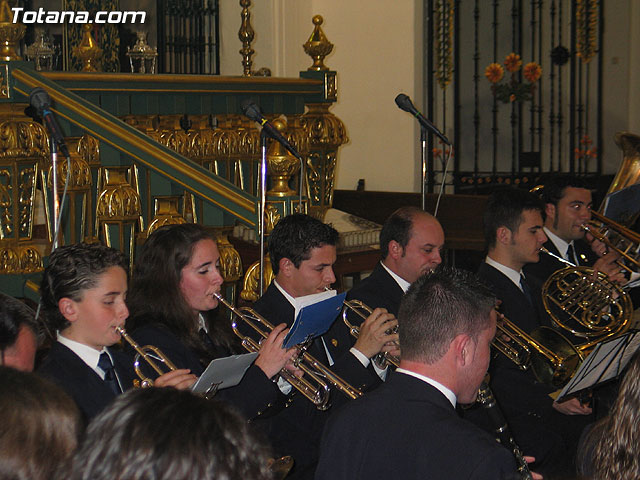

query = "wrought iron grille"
[424,0,604,194]
[157,0,220,74]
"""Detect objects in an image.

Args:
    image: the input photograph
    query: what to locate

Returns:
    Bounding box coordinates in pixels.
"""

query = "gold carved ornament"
[72,23,103,72]
[215,233,243,283]
[0,0,26,61]
[576,0,599,64]
[434,0,454,89]
[146,196,187,237]
[240,254,274,302]
[303,15,333,72]
[96,169,141,220]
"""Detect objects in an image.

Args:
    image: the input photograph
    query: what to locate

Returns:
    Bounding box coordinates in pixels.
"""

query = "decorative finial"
[238,0,255,76]
[266,119,300,196]
[303,15,333,71]
[0,0,26,61]
[73,24,102,72]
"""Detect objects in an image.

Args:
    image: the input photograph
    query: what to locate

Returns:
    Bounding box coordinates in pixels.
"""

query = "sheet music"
[191,352,258,395]
[557,330,640,401]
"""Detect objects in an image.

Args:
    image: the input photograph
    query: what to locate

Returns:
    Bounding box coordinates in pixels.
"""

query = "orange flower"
[485,63,504,83]
[504,53,522,73]
[523,62,542,82]
[509,94,516,102]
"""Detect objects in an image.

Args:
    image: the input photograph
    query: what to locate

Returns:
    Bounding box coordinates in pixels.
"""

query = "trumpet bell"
[528,326,583,388]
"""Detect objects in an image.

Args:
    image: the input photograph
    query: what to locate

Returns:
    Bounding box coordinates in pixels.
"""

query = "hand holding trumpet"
[254,323,302,379]
[353,308,400,360]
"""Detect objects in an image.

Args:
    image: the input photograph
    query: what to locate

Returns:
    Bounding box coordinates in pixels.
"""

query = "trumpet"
[116,326,178,388]
[213,293,363,410]
[341,300,400,369]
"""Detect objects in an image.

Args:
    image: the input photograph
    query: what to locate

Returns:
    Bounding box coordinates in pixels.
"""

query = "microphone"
[240,100,302,160]
[29,87,71,159]
[394,93,451,145]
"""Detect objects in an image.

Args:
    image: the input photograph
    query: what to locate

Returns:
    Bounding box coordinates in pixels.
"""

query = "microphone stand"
[259,129,268,296]
[49,135,59,249]
[420,127,428,211]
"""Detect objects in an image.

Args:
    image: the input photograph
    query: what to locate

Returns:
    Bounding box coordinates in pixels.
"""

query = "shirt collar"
[57,333,109,372]
[544,227,573,260]
[395,368,457,407]
[274,279,297,308]
[485,255,525,292]
[380,261,411,293]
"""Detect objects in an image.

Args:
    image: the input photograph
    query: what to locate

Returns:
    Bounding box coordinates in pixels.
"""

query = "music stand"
[556,330,640,403]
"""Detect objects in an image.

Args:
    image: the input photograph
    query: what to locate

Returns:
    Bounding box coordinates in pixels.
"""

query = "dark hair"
[126,223,235,360]
[39,243,127,332]
[67,388,273,480]
[483,187,544,249]
[587,352,640,479]
[0,293,41,351]
[268,214,338,275]
[398,266,496,363]
[379,206,426,259]
[0,366,82,480]
[538,175,589,207]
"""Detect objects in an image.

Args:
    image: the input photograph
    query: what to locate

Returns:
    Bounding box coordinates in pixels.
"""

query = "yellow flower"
[485,63,504,83]
[504,53,522,73]
[523,62,542,83]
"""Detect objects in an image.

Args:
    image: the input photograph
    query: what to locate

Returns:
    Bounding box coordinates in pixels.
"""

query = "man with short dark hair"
[347,206,445,316]
[252,213,398,478]
[478,187,592,478]
[524,175,621,286]
[0,293,40,371]
[316,266,518,480]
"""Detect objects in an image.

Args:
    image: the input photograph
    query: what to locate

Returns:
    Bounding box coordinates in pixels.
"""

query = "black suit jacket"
[346,262,404,317]
[250,283,380,479]
[315,373,517,480]
[524,238,598,288]
[37,341,136,421]
[130,322,279,420]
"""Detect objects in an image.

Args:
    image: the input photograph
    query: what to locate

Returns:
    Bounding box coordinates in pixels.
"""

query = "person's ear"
[545,203,556,222]
[58,298,78,323]
[453,334,474,367]
[496,226,512,245]
[388,240,403,259]
[279,258,294,277]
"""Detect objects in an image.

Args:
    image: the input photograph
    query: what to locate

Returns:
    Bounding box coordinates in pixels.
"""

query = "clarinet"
[476,382,533,480]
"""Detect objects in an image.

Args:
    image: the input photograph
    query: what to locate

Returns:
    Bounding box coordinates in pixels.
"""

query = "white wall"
[220,0,423,193]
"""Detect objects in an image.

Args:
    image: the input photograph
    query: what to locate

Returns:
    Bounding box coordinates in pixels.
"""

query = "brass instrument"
[476,381,533,480]
[213,293,363,410]
[341,299,400,369]
[582,210,640,275]
[492,312,583,388]
[497,247,633,387]
[116,326,178,388]
[541,263,632,352]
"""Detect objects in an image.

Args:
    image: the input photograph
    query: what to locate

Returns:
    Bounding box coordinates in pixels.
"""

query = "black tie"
[98,352,121,395]
[520,273,533,307]
[568,243,578,265]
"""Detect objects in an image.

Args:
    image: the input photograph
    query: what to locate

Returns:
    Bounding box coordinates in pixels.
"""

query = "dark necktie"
[98,351,121,395]
[519,273,534,307]
[568,243,578,265]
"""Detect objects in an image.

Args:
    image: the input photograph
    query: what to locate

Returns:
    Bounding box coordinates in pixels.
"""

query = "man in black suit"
[477,187,593,477]
[347,206,445,316]
[524,175,622,287]
[252,214,399,478]
[316,266,520,480]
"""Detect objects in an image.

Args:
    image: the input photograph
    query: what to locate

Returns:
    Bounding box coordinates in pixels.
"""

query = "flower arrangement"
[485,53,542,103]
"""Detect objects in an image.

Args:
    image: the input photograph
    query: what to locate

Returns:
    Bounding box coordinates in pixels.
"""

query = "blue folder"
[283,292,347,348]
